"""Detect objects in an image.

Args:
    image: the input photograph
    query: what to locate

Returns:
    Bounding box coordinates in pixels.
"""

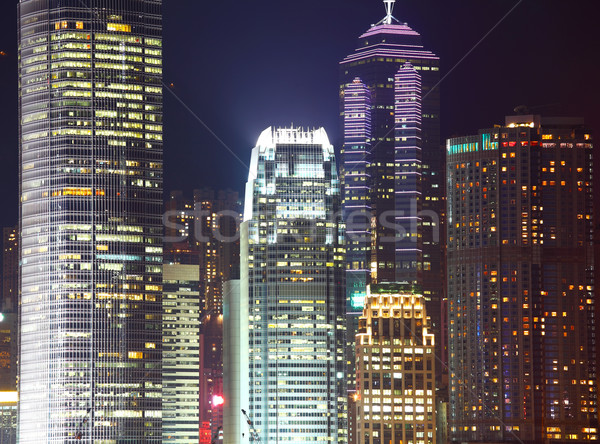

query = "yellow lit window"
[128,351,143,359]
[107,23,132,33]
[76,22,84,29]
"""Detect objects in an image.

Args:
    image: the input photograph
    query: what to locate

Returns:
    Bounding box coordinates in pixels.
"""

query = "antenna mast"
[383,0,396,24]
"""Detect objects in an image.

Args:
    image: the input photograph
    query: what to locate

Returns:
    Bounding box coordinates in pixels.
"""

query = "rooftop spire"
[383,0,396,24]
[375,0,399,26]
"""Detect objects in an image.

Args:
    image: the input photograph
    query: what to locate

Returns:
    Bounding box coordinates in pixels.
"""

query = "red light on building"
[199,421,211,444]
[212,395,224,407]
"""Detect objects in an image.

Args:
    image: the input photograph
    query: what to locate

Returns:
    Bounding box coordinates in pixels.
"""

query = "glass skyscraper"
[447,115,597,442]
[18,1,163,441]
[241,127,347,443]
[340,0,444,393]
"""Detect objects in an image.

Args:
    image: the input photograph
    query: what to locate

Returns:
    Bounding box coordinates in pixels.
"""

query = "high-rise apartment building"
[240,126,347,443]
[447,115,597,442]
[18,1,163,441]
[162,264,201,443]
[356,284,436,444]
[164,191,199,265]
[340,0,444,392]
[194,188,241,315]
[163,189,241,312]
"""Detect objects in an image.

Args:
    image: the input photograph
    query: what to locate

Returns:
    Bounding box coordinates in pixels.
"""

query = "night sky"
[0,0,598,228]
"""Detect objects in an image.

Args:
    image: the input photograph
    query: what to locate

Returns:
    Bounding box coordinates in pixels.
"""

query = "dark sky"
[0,0,598,228]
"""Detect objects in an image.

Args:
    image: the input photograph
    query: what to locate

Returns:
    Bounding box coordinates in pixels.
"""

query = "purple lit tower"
[341,78,372,394]
[394,63,423,286]
[340,0,444,397]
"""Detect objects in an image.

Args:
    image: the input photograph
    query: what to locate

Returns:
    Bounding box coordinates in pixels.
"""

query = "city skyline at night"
[0,0,598,443]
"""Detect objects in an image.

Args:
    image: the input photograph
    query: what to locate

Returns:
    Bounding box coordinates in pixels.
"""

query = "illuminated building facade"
[200,313,224,441]
[193,188,240,440]
[356,284,436,444]
[340,0,444,394]
[0,226,18,409]
[242,127,347,443]
[162,264,201,443]
[18,1,163,441]
[163,188,240,439]
[164,191,199,265]
[0,391,17,444]
[194,188,241,315]
[447,115,597,442]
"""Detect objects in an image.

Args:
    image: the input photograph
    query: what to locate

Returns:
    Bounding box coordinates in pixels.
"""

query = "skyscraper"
[163,190,199,265]
[162,264,201,443]
[18,1,163,441]
[447,115,597,442]
[241,126,347,443]
[356,284,436,444]
[194,188,241,315]
[340,0,444,392]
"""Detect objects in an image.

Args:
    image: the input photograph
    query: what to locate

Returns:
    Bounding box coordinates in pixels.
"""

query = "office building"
[240,126,347,443]
[356,284,436,444]
[340,0,444,393]
[18,1,163,441]
[447,115,597,442]
[162,264,201,443]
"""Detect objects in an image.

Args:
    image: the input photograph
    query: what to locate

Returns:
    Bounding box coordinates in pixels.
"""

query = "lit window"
[107,23,132,32]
